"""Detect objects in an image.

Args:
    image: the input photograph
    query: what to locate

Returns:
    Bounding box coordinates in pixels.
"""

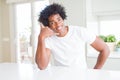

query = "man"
[35,3,110,70]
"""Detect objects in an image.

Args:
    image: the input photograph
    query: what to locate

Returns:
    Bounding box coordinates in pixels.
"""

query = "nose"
[55,22,60,27]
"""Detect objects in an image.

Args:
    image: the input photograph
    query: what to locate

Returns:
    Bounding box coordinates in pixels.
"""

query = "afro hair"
[38,3,67,26]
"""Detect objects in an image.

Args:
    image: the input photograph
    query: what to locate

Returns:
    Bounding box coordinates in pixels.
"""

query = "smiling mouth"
[57,26,62,31]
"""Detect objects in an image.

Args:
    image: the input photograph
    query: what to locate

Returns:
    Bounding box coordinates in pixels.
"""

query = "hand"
[39,23,59,39]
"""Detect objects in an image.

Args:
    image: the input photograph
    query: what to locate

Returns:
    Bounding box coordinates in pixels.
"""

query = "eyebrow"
[49,17,61,22]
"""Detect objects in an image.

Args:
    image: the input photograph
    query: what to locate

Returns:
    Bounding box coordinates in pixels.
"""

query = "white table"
[0,63,120,80]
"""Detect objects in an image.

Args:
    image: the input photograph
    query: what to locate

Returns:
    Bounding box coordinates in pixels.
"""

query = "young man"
[35,3,110,70]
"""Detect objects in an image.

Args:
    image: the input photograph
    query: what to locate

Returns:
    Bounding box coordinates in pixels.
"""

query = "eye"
[49,22,54,25]
[58,18,62,22]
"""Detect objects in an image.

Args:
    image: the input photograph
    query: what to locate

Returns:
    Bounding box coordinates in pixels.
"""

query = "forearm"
[35,37,50,70]
[94,49,110,69]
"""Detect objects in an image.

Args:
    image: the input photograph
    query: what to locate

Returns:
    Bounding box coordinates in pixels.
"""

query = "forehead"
[48,14,61,21]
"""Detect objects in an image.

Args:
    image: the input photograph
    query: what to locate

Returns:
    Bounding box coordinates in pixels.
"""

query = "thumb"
[40,23,45,28]
[54,33,59,36]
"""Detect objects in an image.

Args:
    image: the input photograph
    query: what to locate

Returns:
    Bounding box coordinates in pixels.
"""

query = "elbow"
[35,55,49,70]
[35,58,46,70]
[38,65,47,70]
[102,45,110,56]
[36,61,48,70]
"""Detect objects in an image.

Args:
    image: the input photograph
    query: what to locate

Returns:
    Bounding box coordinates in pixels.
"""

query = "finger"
[49,29,60,36]
[54,33,59,36]
[40,23,45,28]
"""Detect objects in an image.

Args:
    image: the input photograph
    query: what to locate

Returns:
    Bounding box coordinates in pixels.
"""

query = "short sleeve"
[45,38,51,49]
[80,28,96,44]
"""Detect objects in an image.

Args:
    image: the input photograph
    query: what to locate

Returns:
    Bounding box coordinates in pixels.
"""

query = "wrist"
[39,35,45,41]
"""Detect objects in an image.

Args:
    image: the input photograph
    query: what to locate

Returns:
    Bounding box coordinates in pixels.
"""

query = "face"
[48,14,67,36]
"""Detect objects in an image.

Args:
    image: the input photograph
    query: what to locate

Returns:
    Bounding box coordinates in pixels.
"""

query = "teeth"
[57,26,62,30]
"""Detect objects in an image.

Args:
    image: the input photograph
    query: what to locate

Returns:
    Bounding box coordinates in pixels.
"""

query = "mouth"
[56,26,62,31]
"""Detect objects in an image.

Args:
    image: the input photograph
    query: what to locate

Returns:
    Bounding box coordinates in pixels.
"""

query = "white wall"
[0,0,2,62]
[86,0,98,34]
[92,0,120,15]
[49,0,86,27]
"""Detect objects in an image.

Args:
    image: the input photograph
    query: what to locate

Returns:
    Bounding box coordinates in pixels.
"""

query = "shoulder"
[69,25,96,44]
[69,25,87,33]
[44,36,55,49]
[45,35,58,43]
[69,25,84,29]
[69,25,85,31]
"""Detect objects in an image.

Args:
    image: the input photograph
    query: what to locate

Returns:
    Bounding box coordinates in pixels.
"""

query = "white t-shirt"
[45,26,96,69]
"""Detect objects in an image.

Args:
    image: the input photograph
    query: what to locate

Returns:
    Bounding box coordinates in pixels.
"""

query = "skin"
[35,14,110,70]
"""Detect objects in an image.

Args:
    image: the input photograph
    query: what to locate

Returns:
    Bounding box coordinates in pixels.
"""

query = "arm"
[35,35,51,70]
[35,23,56,70]
[91,36,110,69]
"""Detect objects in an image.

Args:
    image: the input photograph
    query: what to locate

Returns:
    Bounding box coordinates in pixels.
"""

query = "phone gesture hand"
[39,23,59,39]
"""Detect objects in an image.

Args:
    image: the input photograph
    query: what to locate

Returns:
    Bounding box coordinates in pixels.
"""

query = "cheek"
[60,21,64,26]
[50,26,56,30]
